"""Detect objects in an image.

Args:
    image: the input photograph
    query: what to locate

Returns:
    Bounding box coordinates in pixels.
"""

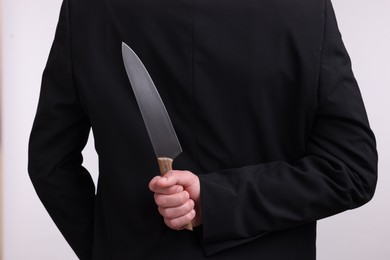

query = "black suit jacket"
[28,0,377,259]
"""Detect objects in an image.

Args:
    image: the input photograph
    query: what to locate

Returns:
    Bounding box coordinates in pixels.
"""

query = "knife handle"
[157,157,193,231]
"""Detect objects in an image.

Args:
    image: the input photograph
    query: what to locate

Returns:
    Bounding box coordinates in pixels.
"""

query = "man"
[28,0,377,259]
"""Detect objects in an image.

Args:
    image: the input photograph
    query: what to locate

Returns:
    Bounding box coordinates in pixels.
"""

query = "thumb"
[164,170,198,188]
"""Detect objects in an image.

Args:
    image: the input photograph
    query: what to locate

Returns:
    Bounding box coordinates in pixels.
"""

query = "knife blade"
[122,42,192,230]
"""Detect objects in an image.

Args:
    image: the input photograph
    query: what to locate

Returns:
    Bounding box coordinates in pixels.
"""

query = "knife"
[122,42,193,231]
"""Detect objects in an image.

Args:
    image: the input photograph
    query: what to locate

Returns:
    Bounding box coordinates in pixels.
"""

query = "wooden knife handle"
[157,157,193,231]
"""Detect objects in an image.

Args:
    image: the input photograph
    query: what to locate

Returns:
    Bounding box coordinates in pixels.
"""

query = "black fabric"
[28,0,377,259]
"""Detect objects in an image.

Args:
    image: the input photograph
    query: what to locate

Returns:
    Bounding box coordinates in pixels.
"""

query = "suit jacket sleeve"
[198,0,377,255]
[28,1,95,259]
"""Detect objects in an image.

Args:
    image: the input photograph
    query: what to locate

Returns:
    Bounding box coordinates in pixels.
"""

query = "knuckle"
[170,219,182,229]
[149,177,157,189]
[164,209,174,219]
[185,200,194,212]
[157,206,164,216]
[166,218,179,229]
[180,192,189,204]
[158,206,165,215]
[179,197,186,205]
[155,196,165,206]
[187,210,195,221]
[185,213,192,223]
[164,218,173,228]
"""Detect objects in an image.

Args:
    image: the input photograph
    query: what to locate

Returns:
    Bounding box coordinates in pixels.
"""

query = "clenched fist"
[149,170,202,230]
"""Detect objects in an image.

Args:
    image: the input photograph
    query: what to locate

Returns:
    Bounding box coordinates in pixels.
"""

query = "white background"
[1,0,389,259]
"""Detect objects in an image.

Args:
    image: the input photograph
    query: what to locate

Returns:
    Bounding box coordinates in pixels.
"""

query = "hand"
[149,170,202,230]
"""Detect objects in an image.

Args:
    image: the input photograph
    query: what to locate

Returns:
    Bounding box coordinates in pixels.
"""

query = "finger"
[154,191,190,208]
[149,176,182,194]
[158,199,195,220]
[149,176,162,191]
[164,209,196,230]
[154,173,179,188]
[152,185,184,195]
[163,170,198,188]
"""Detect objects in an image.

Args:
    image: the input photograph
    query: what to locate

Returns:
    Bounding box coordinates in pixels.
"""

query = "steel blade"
[121,42,182,159]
